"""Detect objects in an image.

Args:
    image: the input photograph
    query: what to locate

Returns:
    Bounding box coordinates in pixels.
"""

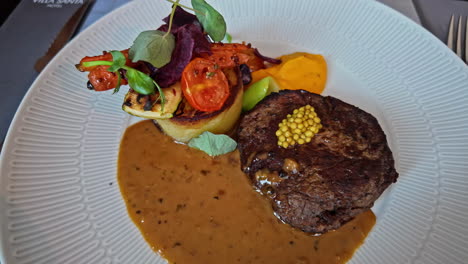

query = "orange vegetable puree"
[118,120,375,264]
[251,52,327,94]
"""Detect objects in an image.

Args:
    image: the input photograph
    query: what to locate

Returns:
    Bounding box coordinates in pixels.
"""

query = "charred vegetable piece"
[206,43,266,71]
[122,82,182,119]
[239,64,252,85]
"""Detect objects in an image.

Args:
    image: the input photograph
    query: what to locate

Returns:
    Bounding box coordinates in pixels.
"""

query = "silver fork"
[447,15,467,63]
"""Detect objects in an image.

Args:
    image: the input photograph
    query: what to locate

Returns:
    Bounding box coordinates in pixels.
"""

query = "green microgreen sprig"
[165,0,198,13]
[165,0,227,41]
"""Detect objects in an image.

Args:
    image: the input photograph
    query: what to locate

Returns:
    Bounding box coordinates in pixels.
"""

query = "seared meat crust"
[238,90,398,233]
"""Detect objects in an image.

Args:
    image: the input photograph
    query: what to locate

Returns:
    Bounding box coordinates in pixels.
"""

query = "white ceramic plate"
[1,0,468,263]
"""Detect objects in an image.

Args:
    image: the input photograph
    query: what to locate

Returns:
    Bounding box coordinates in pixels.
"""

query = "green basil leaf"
[108,50,126,72]
[113,73,122,94]
[126,69,155,95]
[129,30,175,68]
[191,0,227,42]
[188,132,237,156]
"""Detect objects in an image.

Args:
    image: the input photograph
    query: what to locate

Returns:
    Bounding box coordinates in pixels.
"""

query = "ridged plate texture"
[1,0,467,263]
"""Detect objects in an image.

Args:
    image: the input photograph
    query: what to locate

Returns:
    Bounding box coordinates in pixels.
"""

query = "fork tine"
[465,16,467,63]
[457,16,463,58]
[448,15,455,50]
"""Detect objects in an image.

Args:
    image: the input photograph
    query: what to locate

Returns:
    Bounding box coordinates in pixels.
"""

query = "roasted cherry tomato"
[87,65,128,91]
[206,49,250,69]
[181,58,229,112]
[78,49,134,91]
[78,49,136,72]
[205,43,265,71]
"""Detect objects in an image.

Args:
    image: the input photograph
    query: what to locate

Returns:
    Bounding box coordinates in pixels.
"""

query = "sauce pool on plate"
[118,120,375,264]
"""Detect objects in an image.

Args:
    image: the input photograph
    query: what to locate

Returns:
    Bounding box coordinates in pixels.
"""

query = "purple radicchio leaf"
[154,25,195,87]
[186,23,212,57]
[152,7,213,87]
[254,48,282,64]
[163,6,198,27]
[157,7,211,56]
[156,24,171,33]
[158,6,198,33]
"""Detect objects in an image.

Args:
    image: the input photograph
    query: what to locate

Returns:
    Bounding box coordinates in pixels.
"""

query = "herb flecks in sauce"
[118,121,376,264]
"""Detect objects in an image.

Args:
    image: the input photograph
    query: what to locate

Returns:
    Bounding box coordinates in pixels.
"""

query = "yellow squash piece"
[251,52,327,94]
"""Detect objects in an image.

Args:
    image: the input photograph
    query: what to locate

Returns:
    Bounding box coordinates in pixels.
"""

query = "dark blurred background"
[1,0,21,26]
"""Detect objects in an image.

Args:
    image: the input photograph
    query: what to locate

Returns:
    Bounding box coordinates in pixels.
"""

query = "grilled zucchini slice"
[122,82,182,119]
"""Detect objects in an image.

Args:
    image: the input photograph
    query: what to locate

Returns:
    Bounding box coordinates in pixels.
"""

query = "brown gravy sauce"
[118,120,376,264]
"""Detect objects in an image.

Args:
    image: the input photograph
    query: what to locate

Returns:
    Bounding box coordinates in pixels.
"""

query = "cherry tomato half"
[181,58,229,112]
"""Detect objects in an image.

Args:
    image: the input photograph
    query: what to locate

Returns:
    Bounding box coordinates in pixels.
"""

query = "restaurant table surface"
[0,0,465,150]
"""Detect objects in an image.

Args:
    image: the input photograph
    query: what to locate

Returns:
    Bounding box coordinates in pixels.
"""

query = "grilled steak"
[238,90,398,233]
